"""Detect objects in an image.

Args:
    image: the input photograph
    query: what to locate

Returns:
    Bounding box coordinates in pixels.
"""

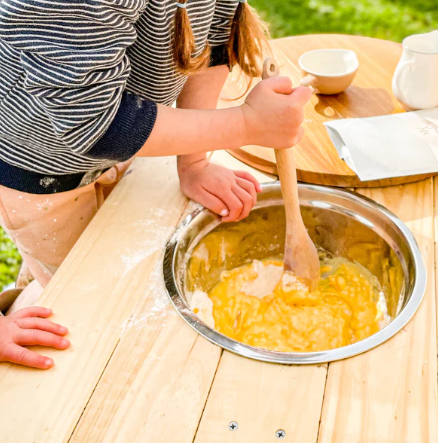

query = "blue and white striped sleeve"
[208,0,239,69]
[0,0,157,161]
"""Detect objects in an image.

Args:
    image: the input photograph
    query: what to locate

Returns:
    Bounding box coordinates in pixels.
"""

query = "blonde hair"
[172,1,269,78]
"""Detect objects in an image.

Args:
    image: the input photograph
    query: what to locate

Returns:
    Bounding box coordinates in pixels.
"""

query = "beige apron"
[0,159,133,313]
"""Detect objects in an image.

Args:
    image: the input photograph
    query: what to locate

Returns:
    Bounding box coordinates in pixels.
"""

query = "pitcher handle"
[394,61,415,104]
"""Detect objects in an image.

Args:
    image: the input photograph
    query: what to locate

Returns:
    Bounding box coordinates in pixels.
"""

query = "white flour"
[241,260,283,299]
[282,272,308,292]
[190,290,215,328]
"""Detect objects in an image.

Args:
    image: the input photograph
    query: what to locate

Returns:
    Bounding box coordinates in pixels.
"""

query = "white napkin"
[324,108,438,181]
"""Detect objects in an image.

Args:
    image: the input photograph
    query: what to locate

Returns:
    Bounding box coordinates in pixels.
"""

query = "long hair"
[172,1,269,79]
[172,0,211,75]
[228,1,269,78]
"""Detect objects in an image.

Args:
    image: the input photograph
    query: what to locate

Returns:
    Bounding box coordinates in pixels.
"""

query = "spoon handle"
[262,58,305,265]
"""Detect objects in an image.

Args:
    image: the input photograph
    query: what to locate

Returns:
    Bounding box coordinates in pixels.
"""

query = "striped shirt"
[0,0,239,194]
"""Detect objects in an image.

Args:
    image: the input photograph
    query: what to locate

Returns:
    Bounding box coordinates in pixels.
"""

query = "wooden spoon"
[262,57,320,290]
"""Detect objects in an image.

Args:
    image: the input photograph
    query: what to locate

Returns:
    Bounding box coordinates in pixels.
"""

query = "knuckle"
[236,201,244,210]
[30,330,39,341]
[17,348,28,363]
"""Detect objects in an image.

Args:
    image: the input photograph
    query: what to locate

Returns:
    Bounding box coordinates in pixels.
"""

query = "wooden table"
[0,41,437,443]
[219,35,436,187]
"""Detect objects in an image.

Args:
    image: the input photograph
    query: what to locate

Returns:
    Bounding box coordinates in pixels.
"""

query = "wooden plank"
[69,152,277,442]
[70,310,221,443]
[318,180,438,443]
[69,201,221,443]
[435,177,438,346]
[194,150,327,443]
[210,150,277,182]
[195,353,328,443]
[0,157,189,443]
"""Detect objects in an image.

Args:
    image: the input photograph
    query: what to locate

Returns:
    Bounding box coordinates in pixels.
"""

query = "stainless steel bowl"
[163,183,426,364]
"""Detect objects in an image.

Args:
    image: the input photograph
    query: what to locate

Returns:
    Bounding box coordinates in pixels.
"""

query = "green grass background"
[1,227,21,291]
[1,0,437,291]
[251,0,438,42]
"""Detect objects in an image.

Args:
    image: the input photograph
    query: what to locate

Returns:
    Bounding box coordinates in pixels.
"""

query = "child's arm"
[0,0,309,165]
[137,77,309,157]
[176,65,262,222]
[0,307,70,369]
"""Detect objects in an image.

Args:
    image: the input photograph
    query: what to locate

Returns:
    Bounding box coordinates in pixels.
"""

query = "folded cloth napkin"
[324,107,438,181]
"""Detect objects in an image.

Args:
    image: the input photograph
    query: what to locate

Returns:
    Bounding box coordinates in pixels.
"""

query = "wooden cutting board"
[218,34,436,188]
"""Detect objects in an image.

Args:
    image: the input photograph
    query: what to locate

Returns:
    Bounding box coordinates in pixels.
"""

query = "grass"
[0,227,21,292]
[1,0,437,291]
[251,0,438,42]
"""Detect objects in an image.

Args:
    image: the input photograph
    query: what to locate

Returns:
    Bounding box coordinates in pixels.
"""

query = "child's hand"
[178,158,262,222]
[241,77,312,149]
[0,307,70,369]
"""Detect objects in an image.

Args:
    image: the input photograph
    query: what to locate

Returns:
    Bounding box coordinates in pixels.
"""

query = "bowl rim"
[298,48,359,78]
[163,183,426,364]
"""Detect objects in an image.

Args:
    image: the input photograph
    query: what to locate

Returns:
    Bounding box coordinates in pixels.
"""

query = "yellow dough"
[207,258,389,352]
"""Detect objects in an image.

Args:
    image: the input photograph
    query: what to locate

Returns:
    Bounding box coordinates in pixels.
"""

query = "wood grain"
[275,148,320,286]
[435,177,438,346]
[262,56,319,286]
[69,150,276,442]
[192,151,327,443]
[195,352,328,443]
[208,149,276,183]
[71,312,221,443]
[219,35,437,187]
[0,158,189,443]
[318,180,438,443]
[194,152,327,443]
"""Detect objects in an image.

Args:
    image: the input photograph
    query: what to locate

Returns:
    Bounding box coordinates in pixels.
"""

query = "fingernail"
[220,209,229,216]
[61,339,70,347]
[44,358,53,368]
[60,326,68,333]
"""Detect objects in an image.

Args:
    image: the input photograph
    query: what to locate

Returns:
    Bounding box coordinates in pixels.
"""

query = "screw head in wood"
[228,421,238,431]
[276,429,286,439]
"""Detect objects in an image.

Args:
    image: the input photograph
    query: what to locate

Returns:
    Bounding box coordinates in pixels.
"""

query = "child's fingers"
[198,188,229,217]
[231,185,253,221]
[16,329,70,350]
[234,171,262,193]
[16,317,68,336]
[220,189,245,222]
[236,177,257,207]
[289,85,313,107]
[2,344,53,369]
[12,307,52,319]
[263,76,293,95]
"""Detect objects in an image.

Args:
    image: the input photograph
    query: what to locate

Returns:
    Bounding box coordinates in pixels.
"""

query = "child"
[0,0,311,369]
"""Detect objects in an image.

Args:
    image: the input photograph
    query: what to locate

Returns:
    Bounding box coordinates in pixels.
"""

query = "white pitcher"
[392,30,438,110]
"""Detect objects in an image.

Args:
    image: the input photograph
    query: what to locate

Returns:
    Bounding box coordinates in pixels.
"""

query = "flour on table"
[190,290,215,328]
[241,260,283,299]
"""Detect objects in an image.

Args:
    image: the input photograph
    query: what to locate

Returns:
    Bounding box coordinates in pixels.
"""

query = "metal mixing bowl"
[163,183,426,364]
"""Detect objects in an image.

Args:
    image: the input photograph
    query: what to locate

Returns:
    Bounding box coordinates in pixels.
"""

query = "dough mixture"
[191,257,389,352]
